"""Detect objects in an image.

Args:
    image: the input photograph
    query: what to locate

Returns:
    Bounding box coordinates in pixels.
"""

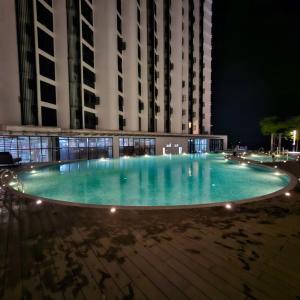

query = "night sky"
[211,0,300,149]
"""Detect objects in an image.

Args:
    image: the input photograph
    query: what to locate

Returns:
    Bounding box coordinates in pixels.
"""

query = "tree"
[260,116,281,152]
[260,115,300,152]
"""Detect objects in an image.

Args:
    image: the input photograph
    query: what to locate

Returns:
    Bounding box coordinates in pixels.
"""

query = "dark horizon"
[211,0,300,149]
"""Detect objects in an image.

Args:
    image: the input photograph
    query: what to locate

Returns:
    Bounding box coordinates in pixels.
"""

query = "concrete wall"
[0,0,21,126]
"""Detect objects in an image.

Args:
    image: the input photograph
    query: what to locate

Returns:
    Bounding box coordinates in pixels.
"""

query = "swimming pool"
[15,154,292,207]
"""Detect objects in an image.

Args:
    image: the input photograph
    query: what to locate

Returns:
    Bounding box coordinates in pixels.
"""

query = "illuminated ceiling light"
[225,203,232,210]
[4,174,9,178]
[36,199,42,205]
[274,172,281,176]
[110,207,116,213]
[285,192,291,197]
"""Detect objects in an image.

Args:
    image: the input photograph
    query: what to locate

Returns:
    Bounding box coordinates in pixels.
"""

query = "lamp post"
[292,130,297,152]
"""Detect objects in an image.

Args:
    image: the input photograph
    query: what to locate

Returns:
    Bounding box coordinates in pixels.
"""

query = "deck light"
[274,172,281,176]
[225,203,232,210]
[274,165,278,168]
[110,207,116,213]
[36,199,42,205]
[30,165,34,168]
[241,163,246,166]
[285,192,291,197]
[4,174,9,178]
[283,161,287,163]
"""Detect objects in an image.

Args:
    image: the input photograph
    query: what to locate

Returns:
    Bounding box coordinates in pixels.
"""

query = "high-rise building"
[0,0,226,161]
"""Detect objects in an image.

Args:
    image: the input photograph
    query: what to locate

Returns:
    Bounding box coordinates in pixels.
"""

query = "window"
[117,15,122,34]
[82,22,94,46]
[44,0,52,6]
[40,81,56,104]
[119,137,155,156]
[42,106,57,127]
[36,1,53,31]
[39,55,55,80]
[137,27,141,41]
[119,115,123,130]
[84,111,97,129]
[138,46,141,60]
[138,100,144,113]
[118,76,123,92]
[118,56,122,73]
[84,89,96,108]
[82,44,94,67]
[83,67,95,88]
[117,0,122,14]
[138,81,141,96]
[137,8,141,23]
[138,63,141,78]
[117,36,124,53]
[118,95,123,111]
[138,117,141,131]
[37,28,54,56]
[81,0,93,25]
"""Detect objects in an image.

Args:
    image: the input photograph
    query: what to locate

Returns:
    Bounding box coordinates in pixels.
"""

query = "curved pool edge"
[2,158,298,210]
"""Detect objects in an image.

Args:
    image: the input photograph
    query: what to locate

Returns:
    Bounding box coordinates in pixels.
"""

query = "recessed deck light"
[110,207,116,213]
[225,203,232,209]
[285,192,291,197]
[36,199,42,205]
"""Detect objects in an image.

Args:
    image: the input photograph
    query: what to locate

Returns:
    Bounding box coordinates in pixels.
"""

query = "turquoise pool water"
[245,154,296,163]
[17,154,290,207]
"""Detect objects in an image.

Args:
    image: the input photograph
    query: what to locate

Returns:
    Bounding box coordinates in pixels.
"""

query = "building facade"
[0,0,226,161]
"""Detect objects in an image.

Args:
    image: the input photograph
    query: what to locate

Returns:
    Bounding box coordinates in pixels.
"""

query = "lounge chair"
[0,152,22,167]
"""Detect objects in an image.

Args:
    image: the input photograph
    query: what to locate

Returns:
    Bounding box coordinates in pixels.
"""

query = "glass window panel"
[0,137,4,152]
[19,150,31,162]
[30,149,42,162]
[59,138,69,148]
[78,138,87,148]
[59,148,69,161]
[30,137,41,149]
[129,138,133,146]
[106,138,112,146]
[18,137,30,149]
[41,136,51,148]
[124,138,128,146]
[69,138,78,148]
[10,149,18,158]
[41,149,51,162]
[4,137,18,150]
[119,138,123,147]
[88,137,97,147]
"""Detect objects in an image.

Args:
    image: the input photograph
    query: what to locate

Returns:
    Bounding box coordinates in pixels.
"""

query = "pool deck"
[0,161,300,299]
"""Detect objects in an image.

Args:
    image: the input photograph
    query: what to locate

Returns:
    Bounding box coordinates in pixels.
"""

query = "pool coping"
[1,156,298,211]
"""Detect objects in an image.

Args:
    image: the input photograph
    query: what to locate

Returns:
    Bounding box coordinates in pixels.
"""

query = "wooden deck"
[0,162,300,300]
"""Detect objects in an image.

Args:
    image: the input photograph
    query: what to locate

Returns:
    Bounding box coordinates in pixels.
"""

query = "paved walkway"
[0,162,300,299]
